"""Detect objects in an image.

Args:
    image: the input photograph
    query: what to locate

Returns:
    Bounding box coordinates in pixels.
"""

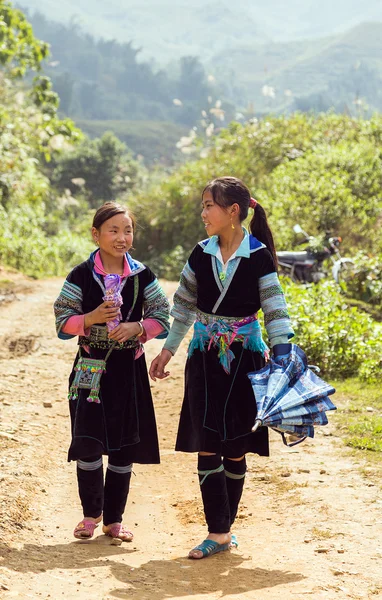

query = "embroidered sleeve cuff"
[269,335,291,347]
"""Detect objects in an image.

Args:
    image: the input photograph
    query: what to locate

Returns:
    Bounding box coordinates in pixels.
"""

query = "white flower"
[205,123,214,137]
[49,134,66,150]
[57,191,79,209]
[14,92,24,105]
[71,177,86,187]
[176,129,197,150]
[262,85,276,98]
[210,107,225,121]
[176,132,197,149]
[200,148,210,158]
[173,98,183,106]
[181,146,196,154]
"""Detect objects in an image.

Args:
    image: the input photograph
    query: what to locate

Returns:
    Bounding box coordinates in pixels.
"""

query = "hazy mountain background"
[17,0,382,61]
[16,1,382,162]
[211,22,382,112]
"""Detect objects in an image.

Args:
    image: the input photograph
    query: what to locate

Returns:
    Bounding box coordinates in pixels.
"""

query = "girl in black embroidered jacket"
[150,177,293,559]
[54,202,170,542]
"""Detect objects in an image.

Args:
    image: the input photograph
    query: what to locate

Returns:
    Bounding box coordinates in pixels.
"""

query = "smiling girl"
[150,177,294,559]
[54,202,170,542]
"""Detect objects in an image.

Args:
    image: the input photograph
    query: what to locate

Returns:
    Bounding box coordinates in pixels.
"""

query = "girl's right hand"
[85,301,121,327]
[149,349,173,381]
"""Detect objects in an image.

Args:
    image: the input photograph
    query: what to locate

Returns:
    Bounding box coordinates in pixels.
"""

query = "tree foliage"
[51,132,141,207]
[129,113,382,272]
[0,0,48,77]
[0,2,91,276]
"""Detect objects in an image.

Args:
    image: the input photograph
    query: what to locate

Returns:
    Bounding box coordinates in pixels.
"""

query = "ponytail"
[201,176,278,267]
[250,203,278,268]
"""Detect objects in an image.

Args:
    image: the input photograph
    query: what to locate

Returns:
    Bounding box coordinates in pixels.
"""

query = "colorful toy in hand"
[103,274,123,332]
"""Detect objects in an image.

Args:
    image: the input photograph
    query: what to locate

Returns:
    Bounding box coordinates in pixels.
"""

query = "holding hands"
[149,349,172,381]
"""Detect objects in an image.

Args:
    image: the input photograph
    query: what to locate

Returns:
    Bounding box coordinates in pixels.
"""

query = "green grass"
[346,297,382,322]
[0,278,17,293]
[332,378,382,453]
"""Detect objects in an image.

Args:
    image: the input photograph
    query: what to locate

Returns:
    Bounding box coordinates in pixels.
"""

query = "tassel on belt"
[188,313,269,374]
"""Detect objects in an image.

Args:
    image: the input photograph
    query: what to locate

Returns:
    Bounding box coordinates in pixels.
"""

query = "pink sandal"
[73,519,99,539]
[104,523,134,542]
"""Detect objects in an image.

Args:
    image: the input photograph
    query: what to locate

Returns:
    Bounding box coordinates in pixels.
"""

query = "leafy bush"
[51,132,142,207]
[0,203,93,277]
[339,251,382,309]
[261,141,382,254]
[282,279,382,380]
[145,245,188,281]
[358,345,382,384]
[130,113,382,264]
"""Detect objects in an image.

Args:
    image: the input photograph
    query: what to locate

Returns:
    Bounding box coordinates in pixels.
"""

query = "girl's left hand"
[108,322,141,343]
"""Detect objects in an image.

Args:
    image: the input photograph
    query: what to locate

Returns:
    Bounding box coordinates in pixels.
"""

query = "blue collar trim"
[199,229,264,258]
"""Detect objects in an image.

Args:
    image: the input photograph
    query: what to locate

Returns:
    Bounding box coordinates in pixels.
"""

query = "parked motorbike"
[277,225,355,284]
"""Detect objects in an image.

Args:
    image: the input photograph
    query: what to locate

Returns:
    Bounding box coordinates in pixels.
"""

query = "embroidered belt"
[79,325,140,351]
[189,312,268,374]
[89,325,109,342]
[196,310,258,327]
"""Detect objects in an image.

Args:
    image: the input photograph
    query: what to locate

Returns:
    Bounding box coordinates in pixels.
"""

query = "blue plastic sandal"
[230,534,238,548]
[189,539,230,559]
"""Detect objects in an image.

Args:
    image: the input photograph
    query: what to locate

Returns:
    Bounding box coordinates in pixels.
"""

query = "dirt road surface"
[0,277,381,600]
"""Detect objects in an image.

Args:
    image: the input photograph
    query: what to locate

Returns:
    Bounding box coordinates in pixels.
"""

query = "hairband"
[249,197,257,209]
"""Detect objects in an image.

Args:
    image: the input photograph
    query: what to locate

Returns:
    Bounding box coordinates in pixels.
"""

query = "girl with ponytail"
[150,176,294,559]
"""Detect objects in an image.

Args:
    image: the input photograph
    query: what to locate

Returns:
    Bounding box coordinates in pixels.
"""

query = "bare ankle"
[84,515,102,523]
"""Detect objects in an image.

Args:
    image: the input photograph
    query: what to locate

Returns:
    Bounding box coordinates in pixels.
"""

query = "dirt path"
[0,278,381,600]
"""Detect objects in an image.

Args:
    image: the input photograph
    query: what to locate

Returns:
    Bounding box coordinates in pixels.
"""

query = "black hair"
[202,176,277,266]
[92,201,136,231]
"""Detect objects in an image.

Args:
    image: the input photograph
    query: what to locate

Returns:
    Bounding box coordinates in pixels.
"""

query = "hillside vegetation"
[211,22,382,113]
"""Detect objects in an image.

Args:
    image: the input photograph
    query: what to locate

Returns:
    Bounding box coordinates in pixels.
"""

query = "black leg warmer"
[223,456,246,526]
[103,462,132,526]
[76,456,104,519]
[198,454,230,534]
